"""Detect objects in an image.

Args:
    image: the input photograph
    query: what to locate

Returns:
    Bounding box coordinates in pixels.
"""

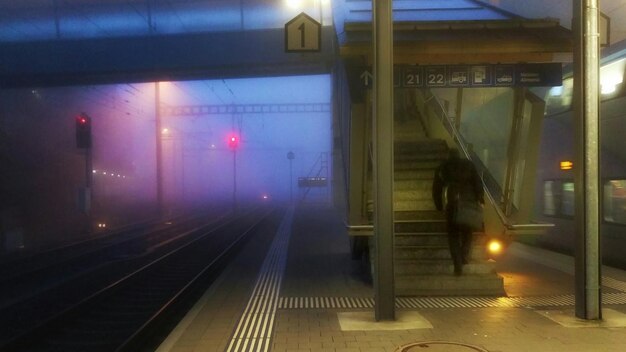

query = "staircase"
[385,117,505,296]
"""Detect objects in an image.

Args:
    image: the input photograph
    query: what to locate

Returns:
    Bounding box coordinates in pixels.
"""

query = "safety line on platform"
[226,208,294,352]
[278,293,626,309]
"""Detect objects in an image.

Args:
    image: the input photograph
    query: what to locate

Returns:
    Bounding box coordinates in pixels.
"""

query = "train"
[529,43,626,269]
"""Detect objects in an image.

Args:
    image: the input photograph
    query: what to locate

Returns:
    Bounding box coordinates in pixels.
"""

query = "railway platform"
[158,205,626,352]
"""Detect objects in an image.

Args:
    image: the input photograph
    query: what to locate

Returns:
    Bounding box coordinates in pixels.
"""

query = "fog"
[0,75,331,249]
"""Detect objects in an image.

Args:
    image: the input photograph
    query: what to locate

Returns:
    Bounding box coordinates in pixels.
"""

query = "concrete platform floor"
[158,206,626,352]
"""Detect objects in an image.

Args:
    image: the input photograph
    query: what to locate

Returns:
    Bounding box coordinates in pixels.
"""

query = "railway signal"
[228,134,239,150]
[75,113,92,149]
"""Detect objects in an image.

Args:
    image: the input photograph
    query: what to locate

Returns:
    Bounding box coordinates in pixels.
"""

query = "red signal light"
[227,134,239,150]
[76,113,92,149]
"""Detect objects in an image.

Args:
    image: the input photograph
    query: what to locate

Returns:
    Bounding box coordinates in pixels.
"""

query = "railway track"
[0,206,283,352]
[0,210,227,309]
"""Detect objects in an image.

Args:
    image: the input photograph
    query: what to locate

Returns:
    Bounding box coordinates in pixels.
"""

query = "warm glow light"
[285,0,303,9]
[162,128,170,134]
[560,161,573,170]
[487,239,503,254]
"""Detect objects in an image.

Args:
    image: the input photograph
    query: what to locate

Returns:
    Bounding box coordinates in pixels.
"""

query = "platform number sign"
[285,12,321,52]
[425,66,446,87]
[403,68,422,87]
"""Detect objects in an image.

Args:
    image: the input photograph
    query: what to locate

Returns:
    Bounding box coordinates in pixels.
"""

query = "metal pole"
[372,0,395,321]
[290,159,293,204]
[182,145,186,204]
[155,82,164,216]
[573,0,602,320]
[85,149,92,189]
[233,149,237,213]
[85,147,93,219]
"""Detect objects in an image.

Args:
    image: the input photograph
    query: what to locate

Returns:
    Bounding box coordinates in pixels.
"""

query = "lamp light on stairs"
[487,238,504,257]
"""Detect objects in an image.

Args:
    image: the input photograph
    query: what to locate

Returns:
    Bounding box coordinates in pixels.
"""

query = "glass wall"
[444,87,515,189]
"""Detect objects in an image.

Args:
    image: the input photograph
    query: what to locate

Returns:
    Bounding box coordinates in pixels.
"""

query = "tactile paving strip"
[225,208,294,352]
[279,293,626,309]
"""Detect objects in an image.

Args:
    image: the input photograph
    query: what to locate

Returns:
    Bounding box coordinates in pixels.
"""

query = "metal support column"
[233,149,237,213]
[573,0,602,320]
[155,82,164,216]
[372,0,395,321]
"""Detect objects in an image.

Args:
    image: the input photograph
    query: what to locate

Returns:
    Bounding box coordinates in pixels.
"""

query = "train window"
[600,58,626,97]
[561,182,575,217]
[543,181,557,216]
[604,180,626,224]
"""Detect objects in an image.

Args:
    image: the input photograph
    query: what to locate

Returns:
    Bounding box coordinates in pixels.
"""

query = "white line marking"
[226,208,294,352]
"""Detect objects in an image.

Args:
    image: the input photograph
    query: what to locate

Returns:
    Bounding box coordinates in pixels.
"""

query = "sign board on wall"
[359,63,563,89]
[285,12,321,52]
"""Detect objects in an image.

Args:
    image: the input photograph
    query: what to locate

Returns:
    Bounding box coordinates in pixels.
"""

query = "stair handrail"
[424,91,554,232]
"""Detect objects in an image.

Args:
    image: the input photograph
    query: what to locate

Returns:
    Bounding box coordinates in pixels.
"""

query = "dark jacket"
[432,155,484,212]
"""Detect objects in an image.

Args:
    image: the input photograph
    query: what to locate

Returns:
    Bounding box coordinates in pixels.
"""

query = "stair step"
[394,180,433,191]
[395,169,435,180]
[395,199,437,211]
[395,219,446,232]
[394,189,432,201]
[395,274,505,296]
[395,231,489,243]
[395,211,443,220]
[394,245,487,260]
[394,259,496,275]
[395,160,441,170]
[394,140,448,153]
[394,152,447,162]
[395,133,427,142]
[395,232,449,246]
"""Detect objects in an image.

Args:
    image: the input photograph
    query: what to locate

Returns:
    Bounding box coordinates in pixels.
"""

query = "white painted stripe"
[276,292,626,310]
[226,208,294,352]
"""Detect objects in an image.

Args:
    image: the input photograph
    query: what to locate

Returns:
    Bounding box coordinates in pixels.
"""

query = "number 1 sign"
[285,12,321,52]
